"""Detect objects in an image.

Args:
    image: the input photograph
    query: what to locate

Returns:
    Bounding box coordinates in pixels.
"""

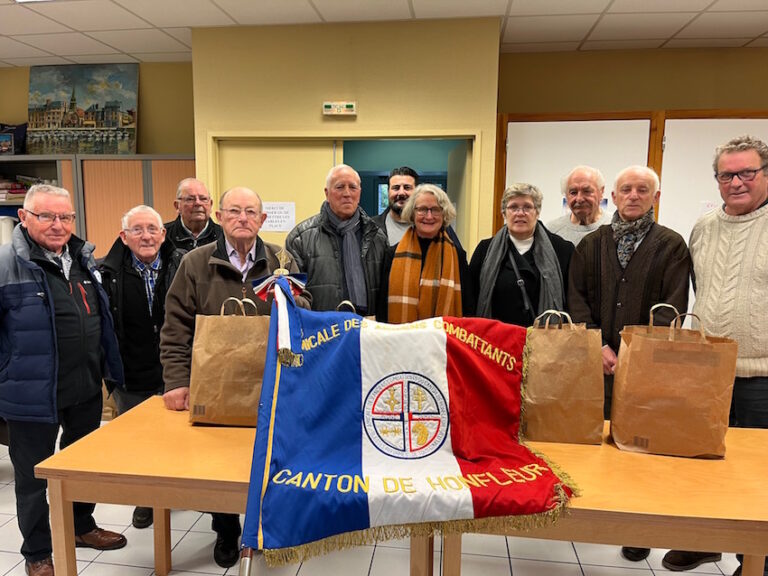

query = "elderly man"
[0,184,126,576]
[100,204,184,530]
[662,135,768,576]
[286,164,388,314]
[568,166,691,565]
[547,165,612,245]
[164,177,222,251]
[160,186,310,568]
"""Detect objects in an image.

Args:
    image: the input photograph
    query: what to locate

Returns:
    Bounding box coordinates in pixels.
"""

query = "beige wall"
[192,18,501,244]
[0,62,194,154]
[498,47,768,114]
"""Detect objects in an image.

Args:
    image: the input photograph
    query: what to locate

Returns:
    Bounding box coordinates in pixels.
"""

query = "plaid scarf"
[387,227,462,323]
[611,208,655,269]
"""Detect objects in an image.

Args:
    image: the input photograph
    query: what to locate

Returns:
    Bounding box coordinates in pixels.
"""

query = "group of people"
[0,133,765,576]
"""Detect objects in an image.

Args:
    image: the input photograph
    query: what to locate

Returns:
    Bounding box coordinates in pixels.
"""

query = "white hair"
[176,177,208,199]
[325,164,360,189]
[561,165,605,196]
[614,165,660,193]
[23,184,71,211]
[121,205,163,230]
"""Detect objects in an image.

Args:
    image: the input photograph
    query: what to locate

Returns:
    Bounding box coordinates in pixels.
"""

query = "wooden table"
[35,396,256,576]
[410,425,768,576]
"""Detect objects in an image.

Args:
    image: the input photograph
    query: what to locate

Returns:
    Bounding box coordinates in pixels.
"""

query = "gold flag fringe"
[262,483,575,567]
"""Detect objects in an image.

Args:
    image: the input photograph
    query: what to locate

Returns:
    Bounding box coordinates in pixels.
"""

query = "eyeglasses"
[179,195,211,204]
[714,165,767,184]
[505,204,535,215]
[124,226,162,237]
[25,210,76,224]
[221,207,261,220]
[414,206,443,216]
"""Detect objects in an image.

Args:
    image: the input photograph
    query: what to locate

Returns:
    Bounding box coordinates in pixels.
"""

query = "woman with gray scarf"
[470,183,574,326]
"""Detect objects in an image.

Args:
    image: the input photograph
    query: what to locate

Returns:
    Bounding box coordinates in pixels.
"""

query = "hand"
[602,345,618,376]
[163,387,190,411]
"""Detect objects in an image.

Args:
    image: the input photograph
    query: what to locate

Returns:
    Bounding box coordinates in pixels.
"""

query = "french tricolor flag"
[243,278,575,565]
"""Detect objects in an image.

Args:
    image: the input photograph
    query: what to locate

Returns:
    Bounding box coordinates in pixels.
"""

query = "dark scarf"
[322,202,367,311]
[611,208,655,269]
[476,223,564,319]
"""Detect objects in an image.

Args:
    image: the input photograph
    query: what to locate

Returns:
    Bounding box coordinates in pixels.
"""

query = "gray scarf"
[476,223,564,319]
[611,208,654,269]
[322,202,367,312]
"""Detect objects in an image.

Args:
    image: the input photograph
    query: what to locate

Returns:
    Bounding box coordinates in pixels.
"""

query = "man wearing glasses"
[164,177,222,251]
[0,184,126,576]
[160,186,310,568]
[100,205,185,531]
[662,136,768,576]
[568,165,691,565]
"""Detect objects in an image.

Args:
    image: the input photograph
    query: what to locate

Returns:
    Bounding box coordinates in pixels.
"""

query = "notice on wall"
[261,202,295,232]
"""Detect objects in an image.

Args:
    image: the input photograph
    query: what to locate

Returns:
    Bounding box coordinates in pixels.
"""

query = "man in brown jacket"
[568,165,691,564]
[159,186,310,568]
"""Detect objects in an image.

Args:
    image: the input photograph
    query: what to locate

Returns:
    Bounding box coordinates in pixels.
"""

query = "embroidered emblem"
[363,372,449,459]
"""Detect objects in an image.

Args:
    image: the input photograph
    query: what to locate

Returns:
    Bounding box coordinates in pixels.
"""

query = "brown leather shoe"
[75,527,127,550]
[25,557,54,576]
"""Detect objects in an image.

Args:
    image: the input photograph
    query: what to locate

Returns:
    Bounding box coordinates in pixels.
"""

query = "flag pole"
[238,547,254,576]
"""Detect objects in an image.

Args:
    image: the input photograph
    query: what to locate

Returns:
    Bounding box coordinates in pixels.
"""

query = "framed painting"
[27,64,138,155]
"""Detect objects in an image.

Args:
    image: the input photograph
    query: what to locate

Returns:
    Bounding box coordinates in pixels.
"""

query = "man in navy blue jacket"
[0,184,126,576]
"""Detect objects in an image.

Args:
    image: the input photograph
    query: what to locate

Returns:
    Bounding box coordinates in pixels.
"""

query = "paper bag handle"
[220,297,259,316]
[533,310,574,330]
[670,313,707,342]
[648,303,680,333]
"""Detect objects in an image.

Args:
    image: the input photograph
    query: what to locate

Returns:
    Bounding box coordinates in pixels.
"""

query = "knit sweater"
[690,203,768,378]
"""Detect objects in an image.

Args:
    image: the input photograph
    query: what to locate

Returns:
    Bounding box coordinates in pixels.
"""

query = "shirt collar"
[131,251,162,272]
[180,217,209,238]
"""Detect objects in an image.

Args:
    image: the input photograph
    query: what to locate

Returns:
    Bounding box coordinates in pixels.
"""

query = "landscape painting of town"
[27,64,138,155]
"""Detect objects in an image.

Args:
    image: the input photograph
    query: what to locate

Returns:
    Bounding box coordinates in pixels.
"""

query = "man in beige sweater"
[663,135,768,575]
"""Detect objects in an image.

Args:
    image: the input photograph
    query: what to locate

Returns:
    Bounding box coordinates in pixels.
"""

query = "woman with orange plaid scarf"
[376,184,474,323]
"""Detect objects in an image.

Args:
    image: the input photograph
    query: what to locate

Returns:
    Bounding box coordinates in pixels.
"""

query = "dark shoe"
[75,527,127,550]
[132,506,153,529]
[621,546,651,561]
[213,535,239,568]
[662,550,722,571]
[25,557,54,576]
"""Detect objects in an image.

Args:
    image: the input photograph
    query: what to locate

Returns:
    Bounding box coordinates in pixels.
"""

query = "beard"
[389,194,409,216]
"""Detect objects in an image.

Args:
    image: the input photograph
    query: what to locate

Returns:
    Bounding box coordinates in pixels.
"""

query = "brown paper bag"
[521,310,604,444]
[189,297,270,427]
[611,305,737,458]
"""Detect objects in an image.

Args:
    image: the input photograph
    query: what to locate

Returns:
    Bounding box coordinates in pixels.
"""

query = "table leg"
[47,479,77,576]
[154,508,172,576]
[742,555,765,576]
[443,534,462,576]
[410,534,434,576]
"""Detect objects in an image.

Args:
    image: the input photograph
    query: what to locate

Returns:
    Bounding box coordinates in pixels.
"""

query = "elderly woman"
[377,183,474,323]
[470,183,573,326]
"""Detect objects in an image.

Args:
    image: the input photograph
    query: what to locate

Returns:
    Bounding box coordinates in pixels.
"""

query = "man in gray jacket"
[286,164,388,315]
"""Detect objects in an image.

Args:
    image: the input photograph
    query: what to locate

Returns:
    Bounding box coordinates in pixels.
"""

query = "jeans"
[7,393,102,562]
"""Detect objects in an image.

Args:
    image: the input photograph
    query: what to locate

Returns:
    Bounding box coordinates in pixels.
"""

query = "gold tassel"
[262,498,573,567]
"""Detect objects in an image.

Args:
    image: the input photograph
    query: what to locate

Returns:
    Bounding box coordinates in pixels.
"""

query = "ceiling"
[1,0,767,67]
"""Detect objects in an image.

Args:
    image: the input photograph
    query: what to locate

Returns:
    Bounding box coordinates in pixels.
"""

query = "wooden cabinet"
[0,154,194,256]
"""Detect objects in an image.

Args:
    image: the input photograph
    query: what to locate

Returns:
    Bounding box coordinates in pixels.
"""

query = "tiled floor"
[0,442,742,576]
